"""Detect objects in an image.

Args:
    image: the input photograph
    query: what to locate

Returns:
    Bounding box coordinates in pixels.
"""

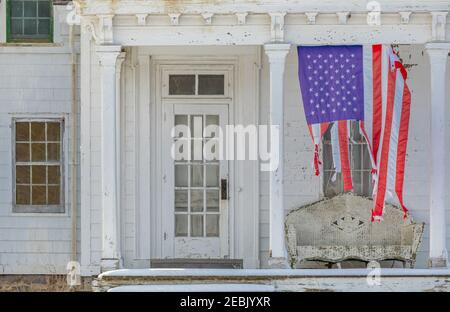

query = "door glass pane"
[174,115,188,138]
[191,215,203,237]
[169,75,195,95]
[190,115,203,138]
[190,190,203,212]
[206,190,219,212]
[205,165,219,187]
[198,75,225,95]
[175,165,188,187]
[175,190,188,212]
[16,143,30,161]
[191,165,203,187]
[206,215,219,237]
[205,115,219,138]
[175,215,188,236]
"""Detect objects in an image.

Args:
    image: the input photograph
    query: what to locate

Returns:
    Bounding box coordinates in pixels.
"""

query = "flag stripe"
[373,66,397,218]
[363,45,374,155]
[371,44,383,165]
[385,69,405,203]
[331,122,341,173]
[395,82,411,215]
[338,120,353,191]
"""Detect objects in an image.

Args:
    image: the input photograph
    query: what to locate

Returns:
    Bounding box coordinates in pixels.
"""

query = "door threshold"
[150,258,243,269]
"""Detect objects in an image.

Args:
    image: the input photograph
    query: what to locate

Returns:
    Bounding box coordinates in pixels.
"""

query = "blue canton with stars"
[298,45,364,125]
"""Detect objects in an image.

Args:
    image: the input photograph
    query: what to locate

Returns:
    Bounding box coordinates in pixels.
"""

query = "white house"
[1,0,450,291]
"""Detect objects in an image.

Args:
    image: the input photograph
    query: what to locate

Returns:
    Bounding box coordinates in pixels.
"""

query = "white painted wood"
[79,1,450,15]
[264,43,290,267]
[96,45,122,271]
[135,53,152,259]
[164,104,229,259]
[425,42,450,268]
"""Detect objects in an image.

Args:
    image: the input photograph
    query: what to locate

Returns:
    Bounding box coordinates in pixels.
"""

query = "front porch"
[94,268,450,292]
[75,0,450,276]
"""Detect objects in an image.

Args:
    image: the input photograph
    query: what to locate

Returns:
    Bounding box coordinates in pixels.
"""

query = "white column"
[96,45,122,272]
[264,43,291,268]
[425,42,450,268]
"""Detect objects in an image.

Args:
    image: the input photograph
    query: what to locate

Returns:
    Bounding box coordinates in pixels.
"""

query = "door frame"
[157,63,235,260]
[134,47,261,268]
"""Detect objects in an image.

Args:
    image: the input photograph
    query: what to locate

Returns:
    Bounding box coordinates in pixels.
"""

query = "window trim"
[6,0,54,43]
[12,117,65,213]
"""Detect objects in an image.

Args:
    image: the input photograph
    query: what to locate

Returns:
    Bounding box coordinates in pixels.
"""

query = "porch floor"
[94,268,450,292]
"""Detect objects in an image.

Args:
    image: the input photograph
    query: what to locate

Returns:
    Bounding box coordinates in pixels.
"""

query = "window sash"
[322,121,373,198]
[6,0,53,43]
[13,119,64,213]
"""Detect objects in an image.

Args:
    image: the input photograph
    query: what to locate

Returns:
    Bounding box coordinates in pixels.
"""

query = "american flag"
[298,45,411,220]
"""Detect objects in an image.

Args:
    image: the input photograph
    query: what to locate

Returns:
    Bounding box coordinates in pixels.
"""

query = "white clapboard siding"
[0,7,80,274]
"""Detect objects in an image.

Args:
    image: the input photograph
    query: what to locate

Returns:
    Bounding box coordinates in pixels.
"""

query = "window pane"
[31,122,45,141]
[16,143,30,162]
[47,166,60,184]
[23,18,37,35]
[206,215,219,237]
[24,1,37,17]
[31,143,45,161]
[32,165,46,184]
[11,19,23,35]
[190,190,203,212]
[206,190,219,212]
[31,185,46,204]
[37,19,50,35]
[16,122,29,141]
[16,165,30,184]
[198,75,225,95]
[46,122,60,141]
[175,165,188,187]
[47,143,60,161]
[47,185,60,205]
[205,165,219,187]
[16,185,30,205]
[11,1,23,18]
[190,215,203,237]
[175,215,188,237]
[175,190,188,212]
[38,1,50,18]
[169,75,195,95]
[190,165,203,187]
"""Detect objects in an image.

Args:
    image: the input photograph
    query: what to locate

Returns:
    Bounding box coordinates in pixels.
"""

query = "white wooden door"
[162,104,229,259]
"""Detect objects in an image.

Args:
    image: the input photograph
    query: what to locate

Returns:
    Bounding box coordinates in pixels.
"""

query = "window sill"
[0,42,61,47]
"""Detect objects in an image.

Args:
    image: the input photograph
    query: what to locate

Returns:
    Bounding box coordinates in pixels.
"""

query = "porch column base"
[100,259,120,272]
[268,257,289,269]
[428,257,448,268]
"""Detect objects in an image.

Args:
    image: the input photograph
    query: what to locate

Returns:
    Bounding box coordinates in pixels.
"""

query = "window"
[13,120,64,213]
[168,74,225,96]
[322,121,373,198]
[7,0,52,42]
